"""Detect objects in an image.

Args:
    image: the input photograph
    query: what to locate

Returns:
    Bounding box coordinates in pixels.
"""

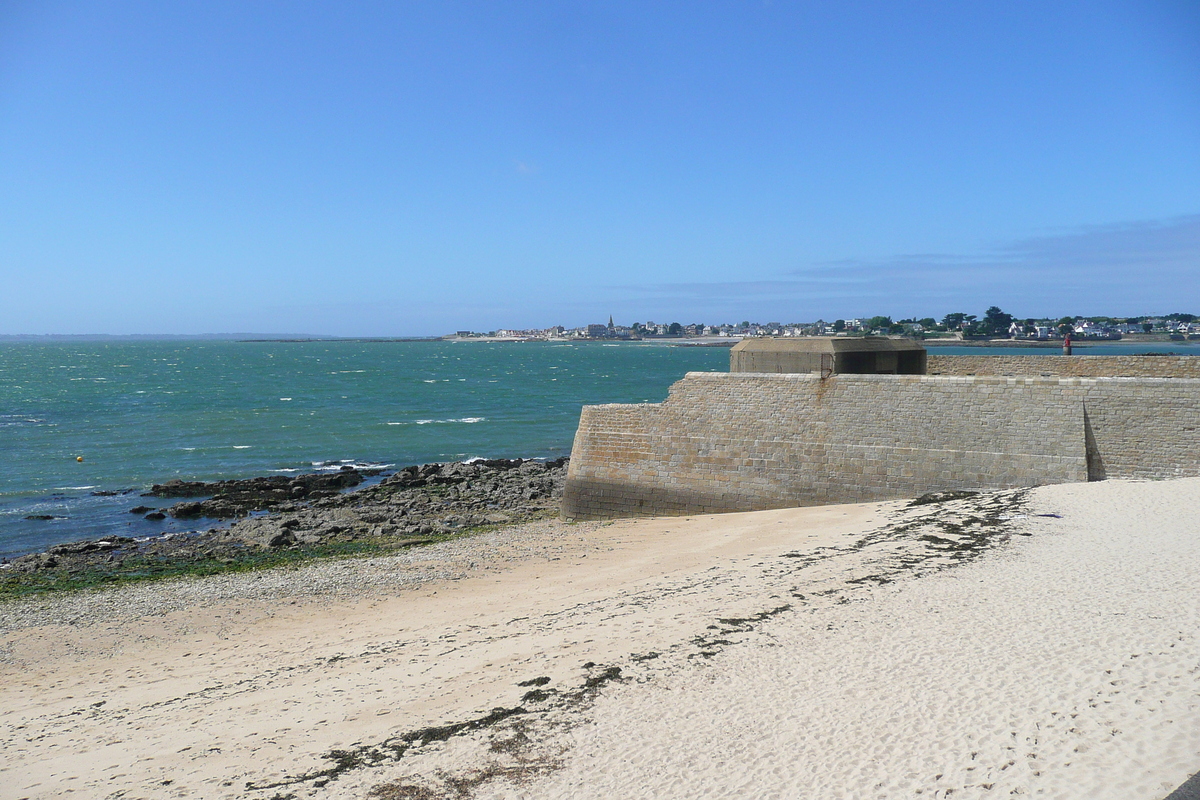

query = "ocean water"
[0,340,728,558]
[2,338,1194,559]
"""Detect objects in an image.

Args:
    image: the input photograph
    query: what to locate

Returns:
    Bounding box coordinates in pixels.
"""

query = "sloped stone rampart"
[928,354,1200,378]
[561,373,1200,520]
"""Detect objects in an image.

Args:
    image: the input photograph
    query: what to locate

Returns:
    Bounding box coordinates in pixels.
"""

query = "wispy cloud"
[622,215,1200,318]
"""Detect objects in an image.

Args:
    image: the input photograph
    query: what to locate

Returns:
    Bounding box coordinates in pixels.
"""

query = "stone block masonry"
[561,372,1200,520]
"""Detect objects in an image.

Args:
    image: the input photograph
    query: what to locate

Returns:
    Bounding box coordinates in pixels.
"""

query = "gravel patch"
[0,518,607,636]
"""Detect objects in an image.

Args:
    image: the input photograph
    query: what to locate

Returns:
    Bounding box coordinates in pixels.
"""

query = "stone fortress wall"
[562,355,1200,520]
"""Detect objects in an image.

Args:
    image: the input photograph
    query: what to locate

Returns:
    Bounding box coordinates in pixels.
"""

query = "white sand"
[2,479,1199,799]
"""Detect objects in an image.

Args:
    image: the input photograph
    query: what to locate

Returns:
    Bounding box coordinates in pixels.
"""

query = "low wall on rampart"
[928,354,1200,379]
[561,372,1200,520]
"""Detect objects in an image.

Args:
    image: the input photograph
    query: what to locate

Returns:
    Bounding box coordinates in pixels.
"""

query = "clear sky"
[2,1,1198,335]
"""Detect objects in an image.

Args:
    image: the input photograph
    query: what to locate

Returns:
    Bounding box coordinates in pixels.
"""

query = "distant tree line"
[825,309,1197,338]
[578,310,1198,340]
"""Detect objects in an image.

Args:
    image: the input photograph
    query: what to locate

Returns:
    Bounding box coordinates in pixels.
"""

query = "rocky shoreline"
[1,458,568,592]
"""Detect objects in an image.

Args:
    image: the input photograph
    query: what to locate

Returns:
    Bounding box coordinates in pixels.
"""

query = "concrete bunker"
[729,336,927,376]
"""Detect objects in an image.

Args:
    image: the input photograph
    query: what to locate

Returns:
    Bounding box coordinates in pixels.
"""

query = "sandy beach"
[2,478,1198,799]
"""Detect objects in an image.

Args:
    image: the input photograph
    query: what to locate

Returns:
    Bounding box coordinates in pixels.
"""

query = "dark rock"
[266,530,298,548]
[147,470,369,517]
[168,501,205,519]
[48,538,130,555]
[5,457,569,580]
[129,506,155,514]
[909,490,980,507]
[24,514,57,520]
[148,478,212,498]
[11,553,58,572]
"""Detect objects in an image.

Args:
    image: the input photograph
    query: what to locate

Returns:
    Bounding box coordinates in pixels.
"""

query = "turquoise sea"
[0,340,729,558]
[1,338,1194,559]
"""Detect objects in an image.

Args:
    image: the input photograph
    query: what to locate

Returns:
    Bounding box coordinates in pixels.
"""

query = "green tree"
[1142,323,1154,333]
[983,306,1014,336]
[668,322,683,335]
[866,315,892,331]
[942,312,968,330]
[918,318,937,329]
[832,319,846,332]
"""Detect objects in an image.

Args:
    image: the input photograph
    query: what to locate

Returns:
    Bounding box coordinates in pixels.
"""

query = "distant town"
[448,308,1200,342]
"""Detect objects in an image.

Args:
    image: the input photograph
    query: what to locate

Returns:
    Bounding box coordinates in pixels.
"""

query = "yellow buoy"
[76,456,84,462]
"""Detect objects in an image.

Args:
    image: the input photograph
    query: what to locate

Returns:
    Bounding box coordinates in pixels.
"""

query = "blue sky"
[2,1,1197,335]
